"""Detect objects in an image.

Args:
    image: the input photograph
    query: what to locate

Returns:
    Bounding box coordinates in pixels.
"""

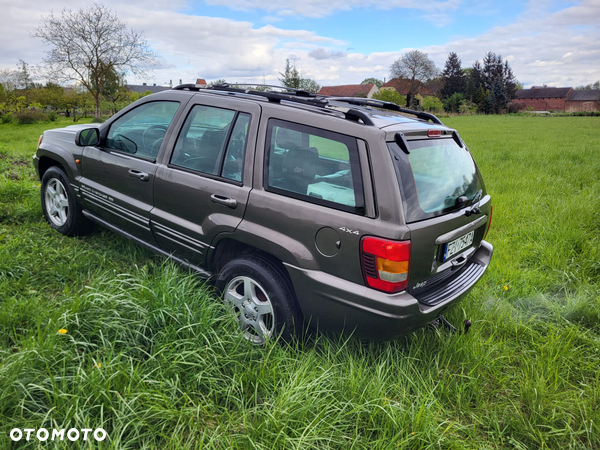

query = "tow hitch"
[429,315,472,334]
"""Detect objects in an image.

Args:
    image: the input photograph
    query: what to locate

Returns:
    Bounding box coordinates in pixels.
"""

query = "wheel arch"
[209,237,305,317]
[36,145,78,181]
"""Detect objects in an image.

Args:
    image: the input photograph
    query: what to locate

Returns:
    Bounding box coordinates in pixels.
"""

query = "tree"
[575,80,600,90]
[482,52,503,92]
[466,60,483,102]
[491,76,508,113]
[361,78,384,88]
[279,59,302,89]
[503,61,518,100]
[440,52,465,99]
[298,78,321,94]
[278,59,320,93]
[389,50,438,108]
[33,4,156,118]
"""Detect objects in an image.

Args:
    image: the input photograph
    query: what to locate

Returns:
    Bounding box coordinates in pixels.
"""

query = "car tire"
[216,255,302,345]
[41,166,93,236]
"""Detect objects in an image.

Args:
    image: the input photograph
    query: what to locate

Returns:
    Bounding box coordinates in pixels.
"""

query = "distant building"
[126,83,170,94]
[512,87,573,111]
[196,79,207,85]
[318,84,379,98]
[565,90,600,112]
[380,78,435,108]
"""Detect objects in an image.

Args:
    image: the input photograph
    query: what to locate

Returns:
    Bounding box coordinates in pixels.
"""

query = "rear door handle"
[128,169,149,181]
[211,194,237,209]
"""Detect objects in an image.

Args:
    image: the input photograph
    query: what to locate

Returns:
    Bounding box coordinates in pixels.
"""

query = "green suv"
[34,84,493,343]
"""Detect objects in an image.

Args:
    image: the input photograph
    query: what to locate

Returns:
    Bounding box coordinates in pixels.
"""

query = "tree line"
[1,3,595,123]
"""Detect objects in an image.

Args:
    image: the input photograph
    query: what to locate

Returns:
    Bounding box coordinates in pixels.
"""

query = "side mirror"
[75,128,100,147]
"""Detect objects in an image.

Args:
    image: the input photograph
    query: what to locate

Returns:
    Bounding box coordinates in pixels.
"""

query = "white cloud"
[204,0,461,18]
[0,0,598,90]
[308,48,348,60]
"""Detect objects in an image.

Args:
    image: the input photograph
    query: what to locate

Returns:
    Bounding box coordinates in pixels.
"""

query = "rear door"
[80,100,182,243]
[150,96,260,265]
[388,137,491,296]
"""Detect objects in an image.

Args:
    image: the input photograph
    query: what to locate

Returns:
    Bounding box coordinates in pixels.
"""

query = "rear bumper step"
[411,242,492,307]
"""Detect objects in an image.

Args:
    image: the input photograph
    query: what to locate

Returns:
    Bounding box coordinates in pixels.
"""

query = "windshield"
[388,138,485,223]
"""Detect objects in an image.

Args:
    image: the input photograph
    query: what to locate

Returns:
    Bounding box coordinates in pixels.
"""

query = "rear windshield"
[388,138,485,223]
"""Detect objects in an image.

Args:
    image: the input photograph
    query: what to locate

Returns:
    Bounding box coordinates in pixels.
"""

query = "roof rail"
[327,97,444,125]
[173,83,329,107]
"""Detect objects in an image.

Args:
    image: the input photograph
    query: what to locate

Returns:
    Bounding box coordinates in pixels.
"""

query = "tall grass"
[1,116,599,449]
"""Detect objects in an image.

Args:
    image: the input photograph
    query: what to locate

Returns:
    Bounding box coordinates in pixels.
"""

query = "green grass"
[1,115,599,449]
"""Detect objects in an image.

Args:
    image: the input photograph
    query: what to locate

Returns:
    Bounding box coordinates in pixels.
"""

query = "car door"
[80,100,182,243]
[151,96,260,265]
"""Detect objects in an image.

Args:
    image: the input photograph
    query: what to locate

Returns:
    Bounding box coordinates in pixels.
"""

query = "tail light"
[484,205,493,239]
[361,237,410,293]
[37,134,44,148]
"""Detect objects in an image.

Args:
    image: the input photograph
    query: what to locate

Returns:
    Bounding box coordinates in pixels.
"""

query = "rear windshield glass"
[388,138,484,223]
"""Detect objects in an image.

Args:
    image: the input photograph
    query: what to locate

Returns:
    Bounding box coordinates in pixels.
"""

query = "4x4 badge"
[339,227,359,235]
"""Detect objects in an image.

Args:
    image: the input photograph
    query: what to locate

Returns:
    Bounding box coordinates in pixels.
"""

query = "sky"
[0,0,598,89]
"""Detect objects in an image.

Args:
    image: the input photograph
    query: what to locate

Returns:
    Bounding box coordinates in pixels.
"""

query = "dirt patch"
[11,159,29,167]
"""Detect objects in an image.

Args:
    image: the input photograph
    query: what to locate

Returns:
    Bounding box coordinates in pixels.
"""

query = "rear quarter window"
[265,119,365,214]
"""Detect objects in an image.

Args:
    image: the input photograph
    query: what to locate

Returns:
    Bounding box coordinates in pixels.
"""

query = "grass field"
[0,115,599,449]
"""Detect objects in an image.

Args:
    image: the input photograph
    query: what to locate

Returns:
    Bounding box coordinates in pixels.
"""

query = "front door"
[80,100,181,243]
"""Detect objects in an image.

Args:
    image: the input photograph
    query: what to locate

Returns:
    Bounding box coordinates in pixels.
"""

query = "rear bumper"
[284,240,493,339]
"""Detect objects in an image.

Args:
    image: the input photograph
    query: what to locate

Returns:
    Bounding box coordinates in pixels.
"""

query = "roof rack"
[326,97,444,125]
[171,83,444,126]
[173,83,329,107]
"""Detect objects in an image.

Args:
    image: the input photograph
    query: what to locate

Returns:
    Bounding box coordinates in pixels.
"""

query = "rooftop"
[515,87,573,99]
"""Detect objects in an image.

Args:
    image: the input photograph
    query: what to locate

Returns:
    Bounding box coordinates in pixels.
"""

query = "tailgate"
[388,137,492,296]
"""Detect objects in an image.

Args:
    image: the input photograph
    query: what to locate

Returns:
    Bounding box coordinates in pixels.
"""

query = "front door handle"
[211,194,237,209]
[128,169,149,181]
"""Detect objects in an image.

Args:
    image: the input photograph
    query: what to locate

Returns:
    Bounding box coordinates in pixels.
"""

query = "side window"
[265,120,364,213]
[170,106,249,181]
[106,101,179,159]
[222,113,250,181]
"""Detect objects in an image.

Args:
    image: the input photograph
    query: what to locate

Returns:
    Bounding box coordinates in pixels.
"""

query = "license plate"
[444,230,474,261]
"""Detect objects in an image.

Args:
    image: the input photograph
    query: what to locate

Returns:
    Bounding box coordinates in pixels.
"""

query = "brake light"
[484,205,493,238]
[361,237,410,293]
[427,129,442,138]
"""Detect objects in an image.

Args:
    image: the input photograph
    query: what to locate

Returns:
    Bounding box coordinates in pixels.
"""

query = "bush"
[1,113,12,124]
[48,111,59,122]
[14,110,48,124]
[443,93,465,113]
[459,102,477,115]
[422,96,444,113]
[372,89,406,106]
[91,116,105,123]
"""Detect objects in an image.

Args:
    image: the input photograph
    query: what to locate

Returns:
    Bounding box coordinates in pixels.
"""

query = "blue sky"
[0,0,598,88]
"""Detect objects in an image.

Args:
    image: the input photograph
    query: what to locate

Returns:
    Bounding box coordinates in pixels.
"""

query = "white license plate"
[444,230,474,261]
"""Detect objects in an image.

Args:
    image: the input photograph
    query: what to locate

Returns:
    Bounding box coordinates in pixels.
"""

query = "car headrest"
[281,147,319,181]
[275,127,305,150]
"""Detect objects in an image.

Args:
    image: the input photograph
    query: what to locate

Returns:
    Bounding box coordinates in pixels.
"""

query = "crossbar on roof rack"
[327,97,444,125]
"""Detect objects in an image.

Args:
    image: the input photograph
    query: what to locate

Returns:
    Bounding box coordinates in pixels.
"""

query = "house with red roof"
[511,86,573,111]
[380,78,435,108]
[565,90,600,112]
[318,84,379,98]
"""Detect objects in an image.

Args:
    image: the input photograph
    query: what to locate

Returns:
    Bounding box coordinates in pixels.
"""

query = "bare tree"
[390,50,438,108]
[32,3,157,118]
